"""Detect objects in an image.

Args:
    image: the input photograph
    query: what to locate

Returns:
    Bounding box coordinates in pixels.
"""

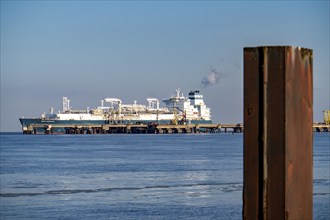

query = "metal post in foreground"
[243,46,313,220]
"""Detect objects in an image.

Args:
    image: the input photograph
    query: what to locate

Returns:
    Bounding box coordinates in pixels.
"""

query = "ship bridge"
[188,90,204,106]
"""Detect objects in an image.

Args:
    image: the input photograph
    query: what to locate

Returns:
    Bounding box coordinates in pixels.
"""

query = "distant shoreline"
[0,132,22,135]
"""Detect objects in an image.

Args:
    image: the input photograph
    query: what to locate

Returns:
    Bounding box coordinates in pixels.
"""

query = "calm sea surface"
[0,133,329,219]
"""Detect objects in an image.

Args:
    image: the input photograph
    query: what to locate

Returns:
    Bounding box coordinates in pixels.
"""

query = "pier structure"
[22,122,328,134]
[313,123,330,132]
[22,123,246,134]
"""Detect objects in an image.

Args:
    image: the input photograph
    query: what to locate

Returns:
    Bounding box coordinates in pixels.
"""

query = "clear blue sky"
[1,1,329,131]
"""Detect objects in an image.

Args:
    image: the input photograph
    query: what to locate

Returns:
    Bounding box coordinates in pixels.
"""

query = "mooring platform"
[22,123,329,134]
[22,123,243,134]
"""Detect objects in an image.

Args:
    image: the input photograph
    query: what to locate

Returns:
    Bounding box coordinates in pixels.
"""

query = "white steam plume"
[201,68,221,88]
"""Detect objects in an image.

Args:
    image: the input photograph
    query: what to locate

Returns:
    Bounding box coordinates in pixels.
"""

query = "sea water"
[0,133,329,219]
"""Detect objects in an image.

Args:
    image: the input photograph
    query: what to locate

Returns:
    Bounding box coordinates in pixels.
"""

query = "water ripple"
[1,182,242,197]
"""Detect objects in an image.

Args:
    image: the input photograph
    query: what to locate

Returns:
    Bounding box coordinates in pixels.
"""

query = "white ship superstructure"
[162,89,211,121]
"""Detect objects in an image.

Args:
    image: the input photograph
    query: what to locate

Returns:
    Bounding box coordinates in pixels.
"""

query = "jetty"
[22,123,241,134]
[22,122,329,134]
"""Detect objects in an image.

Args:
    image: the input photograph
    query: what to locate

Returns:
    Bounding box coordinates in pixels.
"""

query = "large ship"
[19,89,212,134]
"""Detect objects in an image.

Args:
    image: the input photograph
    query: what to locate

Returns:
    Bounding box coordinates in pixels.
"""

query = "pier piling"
[243,46,313,219]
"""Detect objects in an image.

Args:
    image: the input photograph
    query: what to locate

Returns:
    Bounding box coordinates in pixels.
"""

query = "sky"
[1,1,329,132]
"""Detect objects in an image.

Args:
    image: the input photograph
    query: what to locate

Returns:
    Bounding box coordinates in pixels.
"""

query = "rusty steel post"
[243,46,313,220]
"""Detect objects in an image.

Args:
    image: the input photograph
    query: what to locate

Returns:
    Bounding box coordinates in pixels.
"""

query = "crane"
[324,110,330,125]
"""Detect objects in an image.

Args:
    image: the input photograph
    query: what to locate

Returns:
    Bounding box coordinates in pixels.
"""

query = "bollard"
[243,46,313,220]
